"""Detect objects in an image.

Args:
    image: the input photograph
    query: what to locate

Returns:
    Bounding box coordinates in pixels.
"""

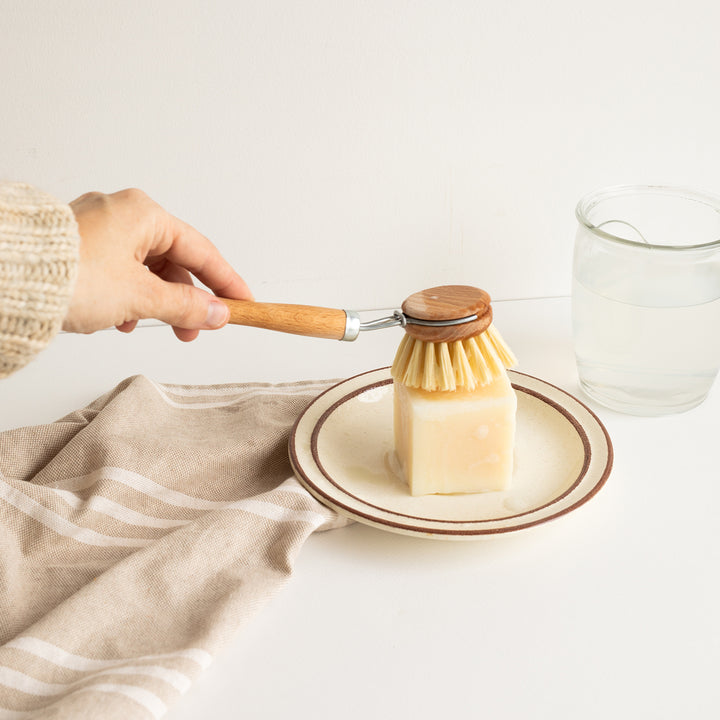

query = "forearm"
[0,182,80,377]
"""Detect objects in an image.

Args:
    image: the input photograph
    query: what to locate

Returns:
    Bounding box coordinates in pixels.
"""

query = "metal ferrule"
[342,310,362,341]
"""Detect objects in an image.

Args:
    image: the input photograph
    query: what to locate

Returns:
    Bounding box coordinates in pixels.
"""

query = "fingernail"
[206,301,229,328]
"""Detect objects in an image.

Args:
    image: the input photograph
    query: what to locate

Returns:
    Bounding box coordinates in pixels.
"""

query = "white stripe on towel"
[226,498,327,527]
[5,637,212,672]
[50,468,323,523]
[52,489,190,530]
[0,640,215,718]
[0,659,190,696]
[0,668,164,718]
[3,467,323,547]
[50,467,231,509]
[0,480,150,548]
[158,380,332,396]
[1,476,322,548]
[147,379,331,410]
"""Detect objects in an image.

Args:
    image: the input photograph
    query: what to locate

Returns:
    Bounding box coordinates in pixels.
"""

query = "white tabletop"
[1,297,718,719]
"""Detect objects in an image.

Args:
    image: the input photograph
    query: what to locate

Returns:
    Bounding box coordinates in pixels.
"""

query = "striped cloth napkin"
[0,375,349,719]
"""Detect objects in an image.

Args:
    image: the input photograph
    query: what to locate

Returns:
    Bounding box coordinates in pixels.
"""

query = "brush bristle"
[390,324,517,392]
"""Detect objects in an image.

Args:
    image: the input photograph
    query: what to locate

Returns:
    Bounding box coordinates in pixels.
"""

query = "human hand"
[63,188,252,341]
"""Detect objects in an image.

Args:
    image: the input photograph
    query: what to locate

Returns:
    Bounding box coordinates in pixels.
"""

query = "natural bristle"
[391,324,517,392]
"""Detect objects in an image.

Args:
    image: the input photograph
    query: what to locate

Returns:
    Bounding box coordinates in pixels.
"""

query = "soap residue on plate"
[343,450,407,493]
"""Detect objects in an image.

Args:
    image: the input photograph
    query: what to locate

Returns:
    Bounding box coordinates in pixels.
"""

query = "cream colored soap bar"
[394,372,517,496]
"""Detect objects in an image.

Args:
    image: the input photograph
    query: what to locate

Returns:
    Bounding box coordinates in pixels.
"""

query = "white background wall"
[2,0,719,310]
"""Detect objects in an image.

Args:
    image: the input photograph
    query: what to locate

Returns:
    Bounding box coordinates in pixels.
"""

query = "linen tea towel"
[0,375,349,719]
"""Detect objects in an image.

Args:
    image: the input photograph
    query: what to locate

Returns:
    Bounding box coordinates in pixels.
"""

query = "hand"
[63,188,252,342]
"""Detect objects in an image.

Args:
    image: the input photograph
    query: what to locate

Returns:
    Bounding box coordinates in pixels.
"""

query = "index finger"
[149,213,254,301]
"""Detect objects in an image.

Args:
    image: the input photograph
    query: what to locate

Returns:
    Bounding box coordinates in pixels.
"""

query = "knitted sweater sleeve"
[0,182,80,378]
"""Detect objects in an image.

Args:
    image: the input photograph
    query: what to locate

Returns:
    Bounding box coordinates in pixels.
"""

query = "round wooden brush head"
[401,285,493,342]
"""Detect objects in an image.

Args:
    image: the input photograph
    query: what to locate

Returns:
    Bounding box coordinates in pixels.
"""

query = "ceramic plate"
[289,368,612,539]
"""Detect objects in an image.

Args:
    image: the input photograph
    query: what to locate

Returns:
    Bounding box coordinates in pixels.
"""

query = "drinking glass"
[572,185,720,416]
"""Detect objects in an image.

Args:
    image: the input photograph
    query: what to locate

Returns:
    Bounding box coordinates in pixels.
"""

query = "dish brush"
[390,285,516,392]
[219,284,516,391]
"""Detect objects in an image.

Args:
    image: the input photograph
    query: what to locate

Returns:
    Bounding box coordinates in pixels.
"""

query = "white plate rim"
[289,368,613,539]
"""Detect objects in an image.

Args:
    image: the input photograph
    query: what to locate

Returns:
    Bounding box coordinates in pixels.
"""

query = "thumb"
[141,275,230,331]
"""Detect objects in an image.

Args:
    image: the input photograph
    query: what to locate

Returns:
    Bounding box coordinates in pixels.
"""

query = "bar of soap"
[393,372,517,496]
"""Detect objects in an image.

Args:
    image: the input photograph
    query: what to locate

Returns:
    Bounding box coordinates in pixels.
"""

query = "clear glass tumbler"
[572,185,720,416]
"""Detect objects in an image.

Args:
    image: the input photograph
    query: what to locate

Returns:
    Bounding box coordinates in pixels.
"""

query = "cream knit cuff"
[0,182,80,378]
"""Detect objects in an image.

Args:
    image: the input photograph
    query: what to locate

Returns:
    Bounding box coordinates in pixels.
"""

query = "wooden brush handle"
[219,298,348,340]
